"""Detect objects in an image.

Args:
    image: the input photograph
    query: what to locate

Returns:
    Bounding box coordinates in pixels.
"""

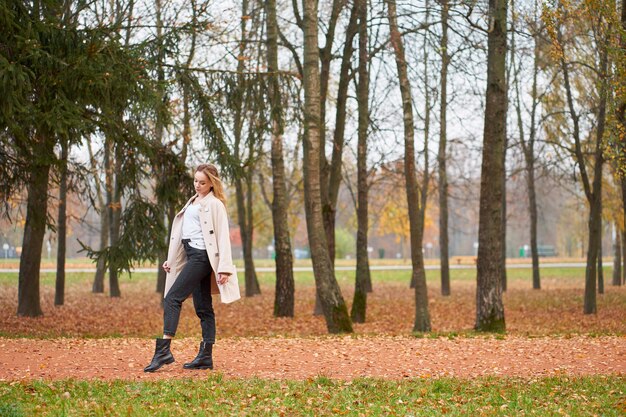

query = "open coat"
[164,192,241,303]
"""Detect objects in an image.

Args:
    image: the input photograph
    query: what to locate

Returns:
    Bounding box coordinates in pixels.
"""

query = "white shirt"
[181,203,206,250]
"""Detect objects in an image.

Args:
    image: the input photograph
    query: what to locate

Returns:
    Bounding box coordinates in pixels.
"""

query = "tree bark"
[88,140,107,293]
[17,131,54,317]
[519,20,541,288]
[93,209,108,293]
[524,17,541,290]
[351,0,370,324]
[302,0,353,334]
[236,175,261,297]
[621,0,626,286]
[154,0,169,296]
[501,138,507,293]
[438,0,451,296]
[598,223,604,294]
[107,139,121,298]
[247,170,261,294]
[311,0,356,315]
[233,0,260,298]
[55,139,68,306]
[266,0,295,317]
[475,0,507,332]
[556,2,607,314]
[319,0,348,268]
[156,205,176,295]
[584,188,602,313]
[613,223,622,286]
[528,155,540,289]
[386,0,431,332]
[622,178,626,285]
[325,1,358,263]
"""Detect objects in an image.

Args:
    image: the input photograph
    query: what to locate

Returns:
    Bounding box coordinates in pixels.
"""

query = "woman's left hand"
[217,273,230,285]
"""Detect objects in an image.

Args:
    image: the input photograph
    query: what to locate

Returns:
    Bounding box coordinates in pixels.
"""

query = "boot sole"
[144,357,175,373]
[183,365,213,370]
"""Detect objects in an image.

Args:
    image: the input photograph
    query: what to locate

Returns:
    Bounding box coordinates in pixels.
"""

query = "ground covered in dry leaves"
[0,269,625,381]
[1,335,624,381]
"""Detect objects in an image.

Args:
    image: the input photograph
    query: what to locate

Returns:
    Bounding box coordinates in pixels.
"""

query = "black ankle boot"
[144,338,175,372]
[183,341,213,370]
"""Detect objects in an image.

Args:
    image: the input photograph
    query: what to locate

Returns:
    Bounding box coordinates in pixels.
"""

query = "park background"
[1,0,625,415]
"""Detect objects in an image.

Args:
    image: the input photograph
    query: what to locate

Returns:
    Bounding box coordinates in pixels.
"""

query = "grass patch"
[0,266,605,288]
[0,375,623,416]
[1,266,623,339]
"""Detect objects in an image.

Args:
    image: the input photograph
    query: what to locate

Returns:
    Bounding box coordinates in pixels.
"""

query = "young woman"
[144,164,240,372]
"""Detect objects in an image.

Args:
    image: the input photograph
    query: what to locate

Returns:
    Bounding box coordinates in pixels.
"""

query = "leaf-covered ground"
[0,335,624,381]
[0,268,624,339]
[0,268,624,382]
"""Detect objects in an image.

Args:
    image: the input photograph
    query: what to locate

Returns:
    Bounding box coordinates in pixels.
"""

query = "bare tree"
[54,139,69,306]
[302,0,353,333]
[613,223,622,286]
[548,0,610,313]
[266,0,295,317]
[475,0,507,332]
[351,0,370,324]
[88,140,108,293]
[512,0,542,289]
[386,0,431,332]
[438,0,451,296]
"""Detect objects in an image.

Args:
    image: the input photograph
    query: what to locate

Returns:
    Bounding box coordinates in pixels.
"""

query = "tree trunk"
[528,156,540,289]
[302,0,352,334]
[156,245,167,294]
[526,19,541,290]
[55,140,68,306]
[107,140,121,298]
[154,0,168,296]
[519,12,541,289]
[613,223,622,286]
[386,0,431,332]
[266,0,295,317]
[324,1,358,265]
[235,175,260,297]
[501,142,507,293]
[438,0,450,296]
[93,209,108,293]
[88,140,107,293]
[620,0,626,286]
[598,223,604,294]
[17,132,54,317]
[246,172,261,294]
[156,205,176,295]
[233,0,260,298]
[313,0,355,316]
[556,1,608,314]
[319,0,347,268]
[313,0,356,313]
[475,0,507,332]
[622,178,626,285]
[584,192,601,313]
[586,25,609,311]
[351,0,370,324]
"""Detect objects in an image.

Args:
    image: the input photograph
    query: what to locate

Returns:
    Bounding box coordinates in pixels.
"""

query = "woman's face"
[194,171,212,196]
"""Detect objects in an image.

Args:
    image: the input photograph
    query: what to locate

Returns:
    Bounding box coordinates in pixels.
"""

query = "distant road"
[0,263,589,273]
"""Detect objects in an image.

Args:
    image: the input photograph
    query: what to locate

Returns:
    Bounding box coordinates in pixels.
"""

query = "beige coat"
[164,191,241,303]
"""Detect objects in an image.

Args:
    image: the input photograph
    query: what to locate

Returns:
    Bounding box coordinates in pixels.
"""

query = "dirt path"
[0,335,624,381]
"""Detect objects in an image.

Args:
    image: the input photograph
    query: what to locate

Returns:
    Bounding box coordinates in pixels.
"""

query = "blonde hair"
[196,164,227,205]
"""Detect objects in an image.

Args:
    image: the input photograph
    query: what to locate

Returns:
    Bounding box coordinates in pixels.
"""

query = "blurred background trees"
[1,0,624,332]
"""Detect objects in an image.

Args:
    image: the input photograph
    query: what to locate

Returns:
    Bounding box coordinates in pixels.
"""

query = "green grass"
[0,265,611,288]
[0,376,623,416]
